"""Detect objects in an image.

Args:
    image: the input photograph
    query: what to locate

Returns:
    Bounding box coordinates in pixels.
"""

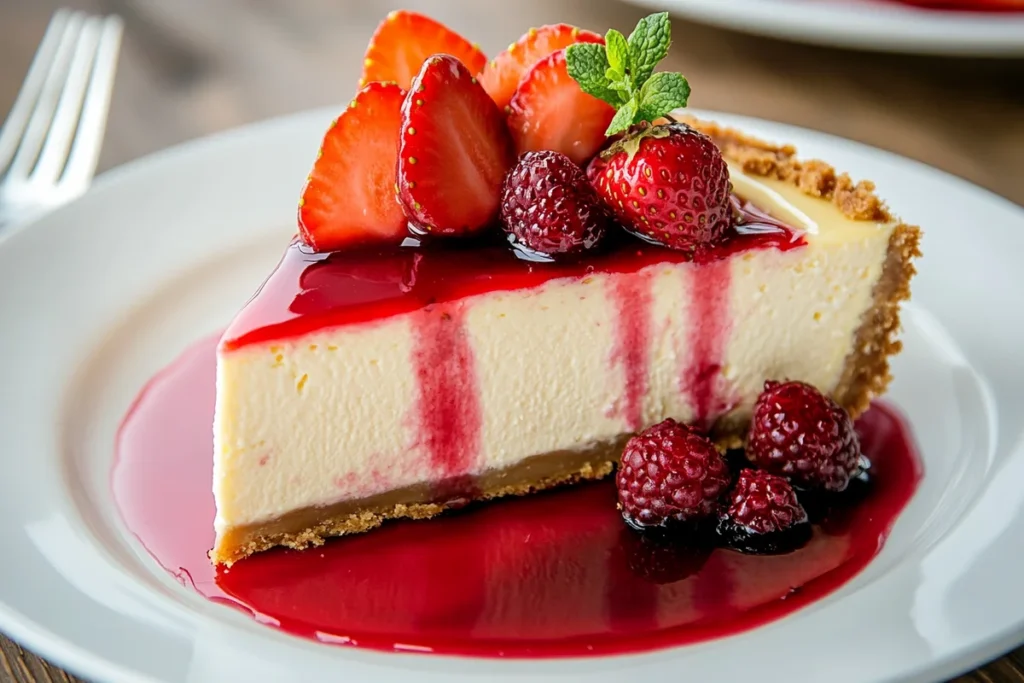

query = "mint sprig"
[565,42,625,108]
[566,12,689,136]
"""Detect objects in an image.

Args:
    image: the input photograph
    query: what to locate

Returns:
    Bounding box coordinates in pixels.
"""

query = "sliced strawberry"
[359,11,487,90]
[478,24,603,111]
[298,82,407,253]
[398,54,515,237]
[506,50,616,166]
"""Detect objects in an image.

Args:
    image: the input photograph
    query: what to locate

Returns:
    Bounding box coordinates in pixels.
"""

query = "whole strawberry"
[589,123,731,253]
[616,418,731,529]
[566,12,733,253]
[746,380,862,492]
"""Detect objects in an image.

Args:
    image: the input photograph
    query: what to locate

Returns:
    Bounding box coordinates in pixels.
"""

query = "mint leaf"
[566,42,623,107]
[567,12,688,138]
[605,98,638,136]
[605,29,630,83]
[637,71,690,122]
[608,78,631,95]
[627,12,671,88]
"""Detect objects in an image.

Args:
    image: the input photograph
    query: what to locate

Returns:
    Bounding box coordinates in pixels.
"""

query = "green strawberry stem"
[566,12,690,136]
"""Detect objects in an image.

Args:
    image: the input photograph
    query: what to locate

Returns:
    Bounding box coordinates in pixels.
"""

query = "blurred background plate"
[621,0,1024,55]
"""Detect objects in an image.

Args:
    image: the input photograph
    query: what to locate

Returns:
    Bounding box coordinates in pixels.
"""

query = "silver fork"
[0,10,123,230]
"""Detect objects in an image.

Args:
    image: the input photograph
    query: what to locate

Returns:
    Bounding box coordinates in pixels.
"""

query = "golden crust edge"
[212,461,616,567]
[685,116,898,223]
[834,223,922,419]
[686,116,923,420]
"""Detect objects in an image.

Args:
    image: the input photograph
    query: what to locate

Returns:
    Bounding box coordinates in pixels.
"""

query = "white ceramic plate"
[1,107,1023,683]
[622,0,1024,55]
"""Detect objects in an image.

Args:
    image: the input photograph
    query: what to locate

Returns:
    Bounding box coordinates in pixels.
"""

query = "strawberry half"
[359,11,487,90]
[298,82,407,253]
[478,24,603,111]
[397,54,516,237]
[506,50,616,166]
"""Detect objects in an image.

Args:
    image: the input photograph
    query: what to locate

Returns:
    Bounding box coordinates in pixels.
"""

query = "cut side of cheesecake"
[210,120,920,566]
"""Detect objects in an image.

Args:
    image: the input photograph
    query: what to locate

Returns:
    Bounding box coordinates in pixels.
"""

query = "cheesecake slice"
[210,120,920,565]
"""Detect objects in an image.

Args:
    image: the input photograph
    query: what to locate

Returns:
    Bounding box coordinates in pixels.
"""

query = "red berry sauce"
[410,303,483,478]
[112,335,922,658]
[220,194,804,351]
[607,270,654,432]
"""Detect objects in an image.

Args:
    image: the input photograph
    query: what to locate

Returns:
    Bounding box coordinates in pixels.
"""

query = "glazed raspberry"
[499,150,609,257]
[724,469,808,535]
[616,418,731,528]
[747,380,862,492]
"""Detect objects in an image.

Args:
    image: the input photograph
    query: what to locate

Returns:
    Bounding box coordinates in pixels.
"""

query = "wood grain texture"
[0,0,1021,681]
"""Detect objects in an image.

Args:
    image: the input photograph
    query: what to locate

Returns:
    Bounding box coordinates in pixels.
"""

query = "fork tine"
[0,10,72,172]
[5,12,86,180]
[32,17,103,186]
[62,15,123,190]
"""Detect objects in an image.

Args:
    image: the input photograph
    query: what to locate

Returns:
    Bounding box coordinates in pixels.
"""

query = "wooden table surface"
[1,0,1022,681]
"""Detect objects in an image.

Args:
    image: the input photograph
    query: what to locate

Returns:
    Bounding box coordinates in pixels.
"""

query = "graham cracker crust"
[688,117,923,421]
[212,120,921,566]
[212,443,623,566]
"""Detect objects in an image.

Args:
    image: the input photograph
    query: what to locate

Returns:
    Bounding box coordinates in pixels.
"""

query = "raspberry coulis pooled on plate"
[112,334,921,657]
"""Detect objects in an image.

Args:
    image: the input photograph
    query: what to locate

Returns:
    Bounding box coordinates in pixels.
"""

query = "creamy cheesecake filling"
[211,122,921,565]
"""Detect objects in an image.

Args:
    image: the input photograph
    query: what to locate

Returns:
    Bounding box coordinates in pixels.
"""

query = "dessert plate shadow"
[0,108,1022,683]
[622,0,1024,55]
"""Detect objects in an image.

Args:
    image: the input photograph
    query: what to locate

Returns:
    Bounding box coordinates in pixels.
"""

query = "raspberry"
[499,150,609,257]
[616,418,731,528]
[746,380,862,492]
[724,469,808,535]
